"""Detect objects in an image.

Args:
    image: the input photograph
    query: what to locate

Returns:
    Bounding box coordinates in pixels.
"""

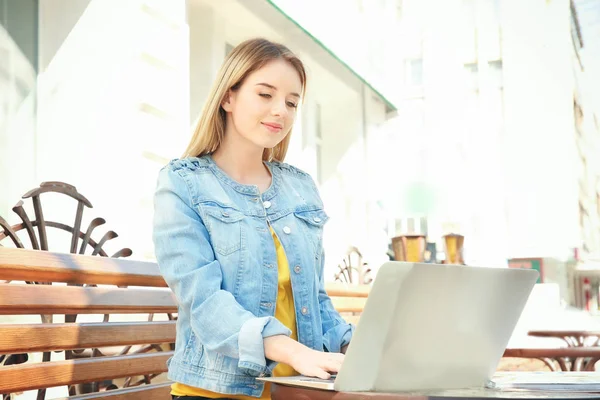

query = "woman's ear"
[221,90,233,112]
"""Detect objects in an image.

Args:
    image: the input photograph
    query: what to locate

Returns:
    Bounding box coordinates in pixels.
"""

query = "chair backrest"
[0,181,131,258]
[333,246,372,285]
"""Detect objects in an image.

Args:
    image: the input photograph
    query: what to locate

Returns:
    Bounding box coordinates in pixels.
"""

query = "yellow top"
[171,226,298,399]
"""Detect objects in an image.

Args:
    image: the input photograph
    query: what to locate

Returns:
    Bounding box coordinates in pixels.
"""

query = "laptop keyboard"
[298,375,337,383]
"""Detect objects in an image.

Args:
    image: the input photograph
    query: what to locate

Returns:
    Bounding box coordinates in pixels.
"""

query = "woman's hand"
[287,346,344,379]
[264,335,344,379]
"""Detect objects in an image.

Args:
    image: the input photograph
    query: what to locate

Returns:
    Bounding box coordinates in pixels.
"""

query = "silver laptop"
[258,261,538,392]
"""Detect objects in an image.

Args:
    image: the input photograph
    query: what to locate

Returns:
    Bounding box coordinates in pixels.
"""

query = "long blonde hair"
[183,38,307,162]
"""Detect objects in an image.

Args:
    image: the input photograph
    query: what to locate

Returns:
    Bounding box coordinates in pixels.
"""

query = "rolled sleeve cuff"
[237,316,291,376]
[323,322,354,353]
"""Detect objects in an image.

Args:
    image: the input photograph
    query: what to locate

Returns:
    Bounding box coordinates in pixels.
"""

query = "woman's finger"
[312,367,331,380]
[322,359,343,373]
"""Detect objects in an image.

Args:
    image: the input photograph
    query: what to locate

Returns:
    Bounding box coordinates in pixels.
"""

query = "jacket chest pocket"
[294,209,329,253]
[200,206,245,256]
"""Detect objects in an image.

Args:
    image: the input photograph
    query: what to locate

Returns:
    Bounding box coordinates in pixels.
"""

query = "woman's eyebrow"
[256,82,300,98]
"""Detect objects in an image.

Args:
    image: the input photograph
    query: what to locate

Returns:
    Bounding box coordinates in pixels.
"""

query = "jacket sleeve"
[152,166,290,376]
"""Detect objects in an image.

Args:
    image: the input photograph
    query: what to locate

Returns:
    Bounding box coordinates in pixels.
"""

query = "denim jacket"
[152,155,354,397]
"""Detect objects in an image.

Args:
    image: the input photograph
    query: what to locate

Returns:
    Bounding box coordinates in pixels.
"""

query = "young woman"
[152,38,354,399]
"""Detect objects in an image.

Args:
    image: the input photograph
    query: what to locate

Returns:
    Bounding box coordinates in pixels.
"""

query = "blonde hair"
[183,38,307,162]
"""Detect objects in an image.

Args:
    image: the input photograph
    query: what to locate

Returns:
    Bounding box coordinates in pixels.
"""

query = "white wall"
[187,2,225,124]
[389,0,587,265]
[386,0,511,266]
[0,1,38,222]
[33,0,189,258]
[502,0,580,259]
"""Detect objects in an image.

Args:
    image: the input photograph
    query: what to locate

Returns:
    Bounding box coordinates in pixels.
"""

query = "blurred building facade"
[0,0,400,279]
[387,0,600,266]
[2,0,599,281]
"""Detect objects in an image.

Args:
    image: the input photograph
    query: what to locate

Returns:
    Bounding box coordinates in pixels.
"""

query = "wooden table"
[505,330,600,371]
[272,384,600,399]
[528,331,600,347]
[502,347,600,372]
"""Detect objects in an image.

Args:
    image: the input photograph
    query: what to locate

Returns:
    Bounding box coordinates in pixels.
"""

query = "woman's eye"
[287,102,298,108]
[259,93,272,99]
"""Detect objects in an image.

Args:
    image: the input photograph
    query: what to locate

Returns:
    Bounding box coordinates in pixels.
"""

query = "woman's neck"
[211,135,272,192]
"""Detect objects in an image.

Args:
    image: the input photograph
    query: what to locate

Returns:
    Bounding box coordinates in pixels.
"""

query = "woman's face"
[222,59,303,151]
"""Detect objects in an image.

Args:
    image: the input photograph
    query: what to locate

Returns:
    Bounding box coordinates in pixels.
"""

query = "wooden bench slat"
[62,382,172,400]
[0,248,371,294]
[324,282,370,298]
[63,382,172,400]
[0,248,166,287]
[0,321,176,353]
[329,296,367,313]
[0,285,369,315]
[0,249,371,295]
[0,352,172,393]
[0,284,177,315]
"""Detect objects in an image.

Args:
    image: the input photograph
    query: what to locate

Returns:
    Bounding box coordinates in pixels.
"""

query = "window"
[356,0,364,13]
[405,58,423,86]
[462,0,477,27]
[396,0,403,21]
[315,103,323,184]
[488,60,503,89]
[489,0,500,26]
[460,0,478,61]
[464,62,479,91]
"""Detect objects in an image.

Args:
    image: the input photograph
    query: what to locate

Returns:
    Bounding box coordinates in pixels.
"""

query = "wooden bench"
[0,247,369,399]
[0,247,176,400]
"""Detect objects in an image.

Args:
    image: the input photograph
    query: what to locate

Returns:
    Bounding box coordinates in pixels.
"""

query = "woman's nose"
[271,100,287,117]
